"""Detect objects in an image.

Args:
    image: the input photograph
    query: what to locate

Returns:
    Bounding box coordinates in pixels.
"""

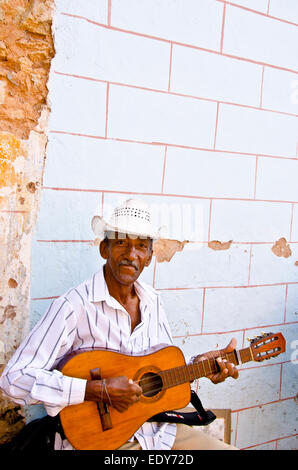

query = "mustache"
[118,260,138,270]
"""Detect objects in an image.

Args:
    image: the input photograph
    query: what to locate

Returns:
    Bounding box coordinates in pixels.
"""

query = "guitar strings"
[130,353,235,394]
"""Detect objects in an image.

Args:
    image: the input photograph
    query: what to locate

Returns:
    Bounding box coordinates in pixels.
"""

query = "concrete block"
[48,73,107,136]
[285,284,298,323]
[269,0,298,24]
[223,0,268,13]
[247,441,276,450]
[216,103,297,157]
[223,5,298,71]
[210,200,293,243]
[163,147,255,199]
[154,243,250,289]
[255,157,298,202]
[107,84,217,148]
[290,204,298,242]
[30,241,102,299]
[280,362,298,400]
[173,329,243,373]
[276,435,298,450]
[262,67,298,115]
[203,285,286,333]
[53,14,171,90]
[249,243,298,286]
[44,133,164,193]
[111,0,224,50]
[235,399,297,448]
[160,289,204,337]
[192,363,281,412]
[171,44,262,106]
[56,0,109,23]
[34,189,102,241]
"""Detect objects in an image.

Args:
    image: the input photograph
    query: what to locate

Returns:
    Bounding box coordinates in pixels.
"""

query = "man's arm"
[0,297,86,416]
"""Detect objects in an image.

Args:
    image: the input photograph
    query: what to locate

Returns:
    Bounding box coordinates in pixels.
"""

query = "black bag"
[0,415,58,452]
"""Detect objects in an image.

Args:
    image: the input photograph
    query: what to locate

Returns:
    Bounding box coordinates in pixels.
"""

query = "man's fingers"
[217,357,228,375]
[214,357,238,382]
[221,337,237,354]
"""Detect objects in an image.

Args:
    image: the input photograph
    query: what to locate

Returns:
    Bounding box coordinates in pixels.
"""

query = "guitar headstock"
[249,332,286,362]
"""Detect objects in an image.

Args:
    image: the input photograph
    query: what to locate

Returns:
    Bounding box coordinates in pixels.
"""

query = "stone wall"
[0,0,55,444]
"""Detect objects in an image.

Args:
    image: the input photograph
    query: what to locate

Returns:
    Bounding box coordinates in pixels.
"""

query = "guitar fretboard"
[158,347,253,390]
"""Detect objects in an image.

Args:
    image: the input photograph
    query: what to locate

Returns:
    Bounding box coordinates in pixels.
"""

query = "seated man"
[0,199,238,450]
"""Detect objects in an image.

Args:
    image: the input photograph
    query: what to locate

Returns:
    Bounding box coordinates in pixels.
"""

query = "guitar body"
[59,345,191,450]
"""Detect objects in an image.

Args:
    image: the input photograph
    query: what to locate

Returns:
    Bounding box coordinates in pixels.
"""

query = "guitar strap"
[147,390,216,426]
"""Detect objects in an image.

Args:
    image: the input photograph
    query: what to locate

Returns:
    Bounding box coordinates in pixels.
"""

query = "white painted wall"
[29,0,298,450]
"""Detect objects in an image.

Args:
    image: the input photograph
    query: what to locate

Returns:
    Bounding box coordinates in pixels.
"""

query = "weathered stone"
[0,0,55,140]
[0,0,54,445]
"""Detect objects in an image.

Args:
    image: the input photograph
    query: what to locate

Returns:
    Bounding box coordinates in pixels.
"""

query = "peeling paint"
[0,0,55,140]
[208,240,233,251]
[153,239,189,262]
[0,134,25,190]
[0,0,55,444]
[271,238,292,258]
[8,279,18,288]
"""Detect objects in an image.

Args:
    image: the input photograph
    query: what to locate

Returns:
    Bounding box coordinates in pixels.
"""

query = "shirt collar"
[88,265,157,309]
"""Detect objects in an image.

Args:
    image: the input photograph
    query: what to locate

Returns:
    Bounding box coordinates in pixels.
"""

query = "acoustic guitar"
[58,331,285,450]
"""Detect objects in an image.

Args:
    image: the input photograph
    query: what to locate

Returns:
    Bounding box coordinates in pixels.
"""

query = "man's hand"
[85,376,142,413]
[193,338,239,384]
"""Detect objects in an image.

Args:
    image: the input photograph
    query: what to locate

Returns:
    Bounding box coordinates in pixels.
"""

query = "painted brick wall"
[30,0,298,450]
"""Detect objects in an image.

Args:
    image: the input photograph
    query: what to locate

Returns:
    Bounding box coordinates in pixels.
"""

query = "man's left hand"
[193,338,239,384]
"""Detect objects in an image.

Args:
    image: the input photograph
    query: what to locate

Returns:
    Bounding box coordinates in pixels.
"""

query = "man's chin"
[116,268,141,285]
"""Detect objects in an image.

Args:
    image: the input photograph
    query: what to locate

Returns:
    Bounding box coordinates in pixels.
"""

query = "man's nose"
[125,244,137,259]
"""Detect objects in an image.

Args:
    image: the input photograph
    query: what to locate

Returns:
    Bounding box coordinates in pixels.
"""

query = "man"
[0,199,238,450]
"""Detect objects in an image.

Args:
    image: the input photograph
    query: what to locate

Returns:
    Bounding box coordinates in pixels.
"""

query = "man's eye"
[139,243,148,249]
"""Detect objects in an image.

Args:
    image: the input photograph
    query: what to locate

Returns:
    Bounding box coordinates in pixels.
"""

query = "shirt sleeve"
[0,296,86,416]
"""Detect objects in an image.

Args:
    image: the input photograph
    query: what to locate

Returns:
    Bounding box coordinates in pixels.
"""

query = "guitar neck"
[161,346,253,390]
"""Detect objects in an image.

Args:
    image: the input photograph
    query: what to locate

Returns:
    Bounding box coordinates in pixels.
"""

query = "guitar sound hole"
[140,372,163,397]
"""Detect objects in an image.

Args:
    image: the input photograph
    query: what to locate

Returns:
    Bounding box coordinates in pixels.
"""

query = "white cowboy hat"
[91,198,165,240]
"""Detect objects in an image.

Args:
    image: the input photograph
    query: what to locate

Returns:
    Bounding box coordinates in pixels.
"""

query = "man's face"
[100,233,153,286]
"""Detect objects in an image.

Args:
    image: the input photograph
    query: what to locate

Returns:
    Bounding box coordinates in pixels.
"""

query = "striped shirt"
[0,267,177,450]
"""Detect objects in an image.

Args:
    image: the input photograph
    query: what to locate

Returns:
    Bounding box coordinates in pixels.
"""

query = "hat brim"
[91,216,163,240]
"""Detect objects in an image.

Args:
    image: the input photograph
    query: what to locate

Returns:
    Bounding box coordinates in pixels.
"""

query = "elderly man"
[0,199,238,450]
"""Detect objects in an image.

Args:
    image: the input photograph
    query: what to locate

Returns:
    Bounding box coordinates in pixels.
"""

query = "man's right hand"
[84,376,142,413]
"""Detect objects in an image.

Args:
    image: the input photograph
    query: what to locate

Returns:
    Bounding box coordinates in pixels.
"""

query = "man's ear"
[99,239,109,260]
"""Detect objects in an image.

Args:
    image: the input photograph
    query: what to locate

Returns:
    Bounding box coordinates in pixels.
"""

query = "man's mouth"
[118,261,138,271]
